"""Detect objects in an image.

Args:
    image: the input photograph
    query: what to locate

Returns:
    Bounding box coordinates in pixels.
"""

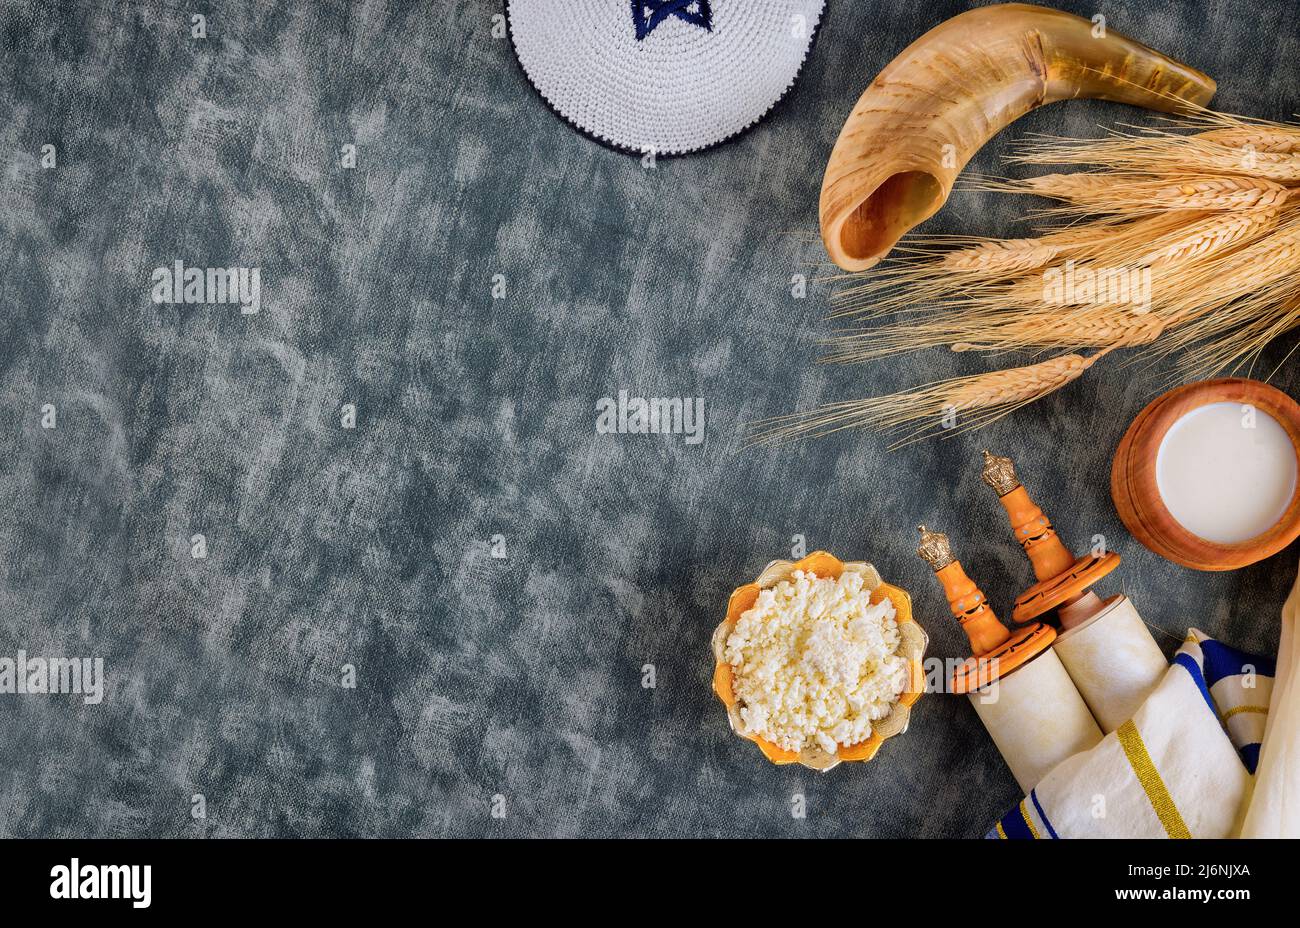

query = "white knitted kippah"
[507,0,825,155]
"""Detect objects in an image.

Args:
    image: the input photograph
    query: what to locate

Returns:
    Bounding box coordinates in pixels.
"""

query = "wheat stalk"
[751,352,1108,446]
[946,352,1103,410]
[1019,138,1300,183]
[955,310,1166,352]
[1008,173,1289,213]
[938,238,1066,274]
[1014,119,1300,182]
[827,306,1168,361]
[1195,126,1300,153]
[1138,207,1281,265]
[771,110,1300,443]
[1018,172,1125,202]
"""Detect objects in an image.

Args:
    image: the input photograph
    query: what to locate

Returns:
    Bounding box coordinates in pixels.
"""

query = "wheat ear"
[750,352,1107,446]
[1014,173,1289,213]
[1195,126,1300,153]
[1138,206,1282,265]
[938,239,1067,274]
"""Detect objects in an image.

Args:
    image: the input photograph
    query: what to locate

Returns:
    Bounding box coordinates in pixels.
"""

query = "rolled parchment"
[970,648,1103,791]
[1055,595,1167,732]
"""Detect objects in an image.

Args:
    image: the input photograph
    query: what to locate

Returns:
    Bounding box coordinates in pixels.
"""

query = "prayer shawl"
[1241,560,1300,837]
[988,630,1271,839]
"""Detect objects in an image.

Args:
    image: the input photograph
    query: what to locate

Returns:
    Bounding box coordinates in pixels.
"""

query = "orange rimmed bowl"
[711,551,928,771]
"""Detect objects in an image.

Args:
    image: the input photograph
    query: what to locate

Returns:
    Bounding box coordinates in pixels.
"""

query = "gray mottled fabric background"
[1,0,1297,838]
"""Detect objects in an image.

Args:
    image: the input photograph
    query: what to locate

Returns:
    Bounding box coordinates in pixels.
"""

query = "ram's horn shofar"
[819,3,1216,272]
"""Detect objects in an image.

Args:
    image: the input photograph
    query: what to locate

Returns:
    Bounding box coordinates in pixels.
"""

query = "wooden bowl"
[1111,378,1300,571]
[711,551,928,771]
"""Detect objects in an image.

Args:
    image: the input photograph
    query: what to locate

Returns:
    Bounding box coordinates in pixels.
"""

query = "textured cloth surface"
[989,631,1268,839]
[0,0,1298,838]
[508,0,825,153]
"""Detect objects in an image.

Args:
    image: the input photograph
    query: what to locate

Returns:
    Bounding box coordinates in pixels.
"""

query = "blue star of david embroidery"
[632,0,713,41]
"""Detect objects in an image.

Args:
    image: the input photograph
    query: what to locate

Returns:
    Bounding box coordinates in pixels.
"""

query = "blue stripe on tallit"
[1239,742,1262,775]
[1030,788,1059,839]
[1173,652,1217,716]
[1180,647,1270,773]
[1200,639,1275,685]
[998,805,1035,840]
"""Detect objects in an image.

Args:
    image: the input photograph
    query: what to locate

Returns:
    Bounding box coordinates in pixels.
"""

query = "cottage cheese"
[724,570,906,755]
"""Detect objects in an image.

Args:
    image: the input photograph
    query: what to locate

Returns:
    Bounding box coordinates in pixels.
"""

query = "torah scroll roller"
[917,525,1102,790]
[981,452,1168,732]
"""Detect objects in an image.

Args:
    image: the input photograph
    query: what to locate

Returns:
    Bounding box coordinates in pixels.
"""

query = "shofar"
[819,3,1215,271]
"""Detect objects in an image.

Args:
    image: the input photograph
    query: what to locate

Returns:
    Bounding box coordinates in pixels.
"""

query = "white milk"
[1156,401,1297,544]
